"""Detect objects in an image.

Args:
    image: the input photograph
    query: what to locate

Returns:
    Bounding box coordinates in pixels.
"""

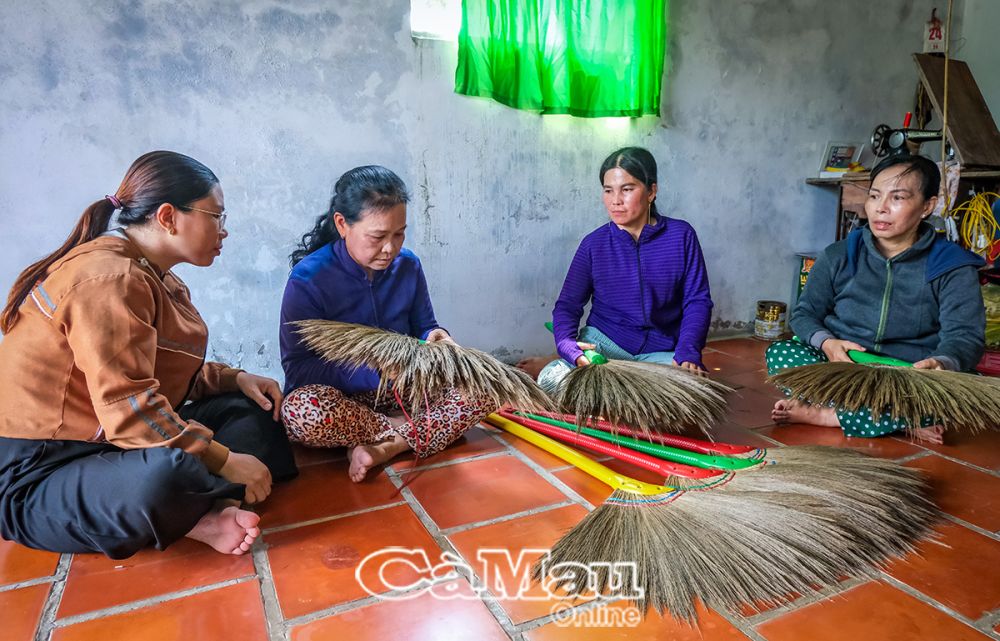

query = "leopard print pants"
[281,384,496,458]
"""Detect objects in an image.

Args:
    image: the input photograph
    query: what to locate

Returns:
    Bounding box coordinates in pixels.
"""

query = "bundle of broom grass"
[554,359,733,436]
[488,411,939,622]
[768,350,1000,432]
[543,323,733,435]
[292,319,554,413]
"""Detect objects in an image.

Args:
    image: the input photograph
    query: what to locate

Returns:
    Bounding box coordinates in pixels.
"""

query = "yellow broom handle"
[485,414,674,496]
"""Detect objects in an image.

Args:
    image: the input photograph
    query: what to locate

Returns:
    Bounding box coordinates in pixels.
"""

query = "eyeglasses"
[183,206,227,230]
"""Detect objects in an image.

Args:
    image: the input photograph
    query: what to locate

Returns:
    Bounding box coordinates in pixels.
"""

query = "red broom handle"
[530,410,757,456]
[497,410,723,480]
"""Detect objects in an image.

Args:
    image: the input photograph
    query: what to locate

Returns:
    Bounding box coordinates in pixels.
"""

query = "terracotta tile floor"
[3,337,999,640]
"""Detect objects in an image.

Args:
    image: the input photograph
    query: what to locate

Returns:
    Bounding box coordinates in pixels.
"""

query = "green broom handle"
[848,350,913,367]
[529,411,757,456]
[544,321,608,365]
[512,411,762,471]
[790,335,912,367]
[497,410,723,480]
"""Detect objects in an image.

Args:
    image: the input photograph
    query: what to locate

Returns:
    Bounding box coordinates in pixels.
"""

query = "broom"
[291,320,554,414]
[768,349,1000,432]
[541,322,733,436]
[520,409,912,471]
[501,409,938,533]
[494,410,732,486]
[485,413,938,622]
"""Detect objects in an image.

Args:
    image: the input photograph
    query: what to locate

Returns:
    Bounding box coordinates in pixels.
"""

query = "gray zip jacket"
[791,223,985,371]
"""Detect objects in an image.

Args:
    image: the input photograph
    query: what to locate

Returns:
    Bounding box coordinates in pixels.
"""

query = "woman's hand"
[219,452,273,504]
[820,338,866,363]
[913,357,945,370]
[426,328,456,344]
[575,342,596,367]
[236,372,283,421]
[674,360,708,376]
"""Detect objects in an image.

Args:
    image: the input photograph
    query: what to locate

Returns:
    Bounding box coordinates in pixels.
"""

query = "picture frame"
[818,141,864,176]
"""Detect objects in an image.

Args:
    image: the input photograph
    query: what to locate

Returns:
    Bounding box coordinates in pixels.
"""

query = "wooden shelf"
[806,168,1000,186]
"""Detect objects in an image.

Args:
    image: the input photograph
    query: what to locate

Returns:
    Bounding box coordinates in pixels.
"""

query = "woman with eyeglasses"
[0,151,297,559]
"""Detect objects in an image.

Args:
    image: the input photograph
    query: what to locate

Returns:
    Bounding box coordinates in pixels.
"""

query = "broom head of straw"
[292,319,555,413]
[555,359,733,437]
[534,458,938,622]
[768,361,1000,432]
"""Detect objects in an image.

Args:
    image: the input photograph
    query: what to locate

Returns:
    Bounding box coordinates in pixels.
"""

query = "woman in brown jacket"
[0,151,296,559]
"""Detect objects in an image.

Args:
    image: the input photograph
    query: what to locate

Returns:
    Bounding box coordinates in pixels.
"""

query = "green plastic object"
[544,321,607,365]
[848,350,913,368]
[455,0,666,117]
[791,335,913,368]
[519,412,763,471]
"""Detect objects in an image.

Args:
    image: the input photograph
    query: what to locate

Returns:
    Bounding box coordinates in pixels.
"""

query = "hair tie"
[106,194,123,209]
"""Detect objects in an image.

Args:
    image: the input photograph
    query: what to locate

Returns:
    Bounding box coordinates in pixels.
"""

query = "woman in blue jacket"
[768,154,985,444]
[279,166,493,482]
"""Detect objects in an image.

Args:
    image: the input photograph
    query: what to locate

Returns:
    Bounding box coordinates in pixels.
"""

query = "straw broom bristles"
[768,362,1000,432]
[511,410,935,545]
[555,359,733,436]
[292,319,555,413]
[490,413,938,620]
[536,466,937,621]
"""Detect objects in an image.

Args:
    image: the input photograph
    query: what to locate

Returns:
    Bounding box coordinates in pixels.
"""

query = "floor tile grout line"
[261,500,407,535]
[0,575,54,593]
[511,597,618,634]
[382,465,521,640]
[940,513,1000,542]
[714,607,770,641]
[975,608,1000,630]
[32,553,71,641]
[920,450,1000,478]
[737,577,869,627]
[252,542,288,641]
[279,574,461,629]
[879,572,1000,639]
[482,430,597,510]
[894,450,934,464]
[50,575,258,628]
[440,501,577,536]
[394,448,510,474]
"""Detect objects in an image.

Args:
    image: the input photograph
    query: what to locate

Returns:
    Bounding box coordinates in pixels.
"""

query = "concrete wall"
[0,0,932,381]
[961,0,1000,129]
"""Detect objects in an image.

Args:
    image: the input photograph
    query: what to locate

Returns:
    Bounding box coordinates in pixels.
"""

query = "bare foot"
[347,436,411,483]
[909,424,945,445]
[516,354,557,380]
[186,505,260,555]
[771,399,841,427]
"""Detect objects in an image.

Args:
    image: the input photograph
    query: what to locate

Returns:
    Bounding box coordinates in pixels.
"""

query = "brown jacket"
[0,235,241,472]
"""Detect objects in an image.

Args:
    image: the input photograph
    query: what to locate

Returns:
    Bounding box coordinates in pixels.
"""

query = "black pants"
[0,393,297,559]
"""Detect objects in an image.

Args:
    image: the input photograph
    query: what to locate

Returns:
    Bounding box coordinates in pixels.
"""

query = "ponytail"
[289,165,410,268]
[0,199,116,333]
[1,150,218,334]
[289,208,340,268]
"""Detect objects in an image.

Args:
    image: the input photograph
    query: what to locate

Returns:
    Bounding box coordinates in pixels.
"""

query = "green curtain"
[455,0,665,117]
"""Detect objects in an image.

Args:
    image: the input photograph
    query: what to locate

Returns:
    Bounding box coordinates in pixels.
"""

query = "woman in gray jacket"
[766,154,985,444]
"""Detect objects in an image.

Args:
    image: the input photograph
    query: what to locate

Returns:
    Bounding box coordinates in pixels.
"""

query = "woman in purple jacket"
[279,166,493,482]
[518,147,714,391]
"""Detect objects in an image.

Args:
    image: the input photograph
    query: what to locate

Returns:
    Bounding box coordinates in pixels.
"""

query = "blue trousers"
[537,326,675,394]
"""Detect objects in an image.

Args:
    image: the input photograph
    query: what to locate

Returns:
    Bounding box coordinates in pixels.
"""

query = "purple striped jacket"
[552,215,713,368]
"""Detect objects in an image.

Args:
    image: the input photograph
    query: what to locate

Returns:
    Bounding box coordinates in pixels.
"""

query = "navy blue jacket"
[791,223,985,371]
[279,240,441,394]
